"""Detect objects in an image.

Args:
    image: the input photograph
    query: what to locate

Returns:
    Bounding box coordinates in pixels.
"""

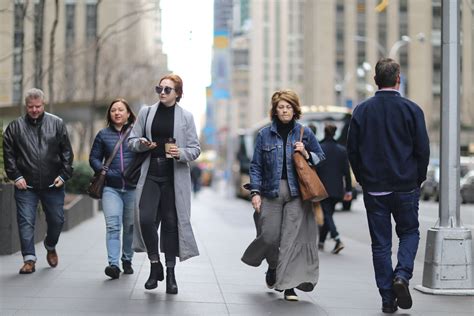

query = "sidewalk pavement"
[1,188,473,315]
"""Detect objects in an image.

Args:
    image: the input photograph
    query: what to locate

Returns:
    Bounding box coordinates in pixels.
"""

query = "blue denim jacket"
[248,120,325,198]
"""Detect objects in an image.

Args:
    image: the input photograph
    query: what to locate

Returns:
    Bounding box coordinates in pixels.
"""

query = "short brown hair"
[159,73,183,102]
[324,123,337,138]
[106,98,136,126]
[269,89,302,120]
[374,58,400,89]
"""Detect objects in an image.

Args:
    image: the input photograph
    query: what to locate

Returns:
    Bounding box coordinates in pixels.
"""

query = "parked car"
[421,162,439,201]
[460,156,474,178]
[460,170,474,203]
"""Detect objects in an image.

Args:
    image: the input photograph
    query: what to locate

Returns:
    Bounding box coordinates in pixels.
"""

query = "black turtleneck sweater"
[148,102,175,179]
[151,103,175,158]
[276,118,295,180]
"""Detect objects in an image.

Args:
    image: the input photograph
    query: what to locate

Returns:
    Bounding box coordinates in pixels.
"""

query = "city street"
[0,186,473,315]
[333,193,474,269]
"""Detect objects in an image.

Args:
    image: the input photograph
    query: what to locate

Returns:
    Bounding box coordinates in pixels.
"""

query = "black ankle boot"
[144,261,164,290]
[166,267,178,294]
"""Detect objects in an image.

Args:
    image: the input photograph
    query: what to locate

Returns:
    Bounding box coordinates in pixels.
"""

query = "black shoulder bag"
[87,127,133,199]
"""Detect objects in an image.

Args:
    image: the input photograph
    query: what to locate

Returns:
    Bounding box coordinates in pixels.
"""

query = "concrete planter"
[0,183,95,255]
[0,183,47,255]
[63,194,95,231]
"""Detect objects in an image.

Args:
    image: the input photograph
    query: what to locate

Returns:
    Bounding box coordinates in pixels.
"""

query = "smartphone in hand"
[140,137,151,146]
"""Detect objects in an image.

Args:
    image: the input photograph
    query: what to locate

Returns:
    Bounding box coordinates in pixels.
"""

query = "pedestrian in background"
[316,123,352,254]
[89,98,136,279]
[190,162,202,195]
[307,123,325,227]
[347,58,430,313]
[128,74,200,294]
[3,88,74,274]
[242,89,325,301]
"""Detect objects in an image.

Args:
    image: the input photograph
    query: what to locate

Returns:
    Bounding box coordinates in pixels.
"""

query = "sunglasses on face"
[155,86,175,95]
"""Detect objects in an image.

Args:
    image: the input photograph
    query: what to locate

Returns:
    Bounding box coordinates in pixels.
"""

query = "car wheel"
[421,192,429,201]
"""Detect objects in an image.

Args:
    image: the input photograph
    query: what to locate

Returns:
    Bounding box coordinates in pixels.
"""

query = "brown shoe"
[19,261,36,274]
[46,249,58,267]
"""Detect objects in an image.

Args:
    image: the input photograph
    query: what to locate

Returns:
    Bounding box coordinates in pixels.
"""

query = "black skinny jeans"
[139,159,179,266]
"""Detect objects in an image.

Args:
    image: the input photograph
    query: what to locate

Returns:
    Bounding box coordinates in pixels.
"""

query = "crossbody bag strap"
[101,126,133,174]
[299,126,304,142]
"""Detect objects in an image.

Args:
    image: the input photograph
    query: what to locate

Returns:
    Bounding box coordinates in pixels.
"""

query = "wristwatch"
[250,191,260,198]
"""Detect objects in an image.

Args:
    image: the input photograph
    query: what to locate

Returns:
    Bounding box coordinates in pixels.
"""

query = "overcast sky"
[160,0,214,133]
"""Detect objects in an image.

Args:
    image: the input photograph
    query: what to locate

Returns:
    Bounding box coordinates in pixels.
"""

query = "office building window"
[275,1,281,59]
[85,3,97,42]
[65,2,76,100]
[85,2,98,90]
[264,27,269,58]
[356,0,366,65]
[377,9,387,59]
[336,0,345,67]
[13,2,25,104]
[399,0,409,95]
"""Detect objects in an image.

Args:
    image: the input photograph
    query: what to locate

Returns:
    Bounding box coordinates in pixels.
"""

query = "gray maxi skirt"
[242,180,319,291]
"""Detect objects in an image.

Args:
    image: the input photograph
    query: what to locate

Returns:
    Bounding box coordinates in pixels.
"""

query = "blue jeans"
[102,186,135,266]
[363,189,420,303]
[319,197,340,243]
[15,187,65,262]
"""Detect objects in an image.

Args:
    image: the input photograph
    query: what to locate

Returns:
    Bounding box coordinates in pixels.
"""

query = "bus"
[233,105,357,210]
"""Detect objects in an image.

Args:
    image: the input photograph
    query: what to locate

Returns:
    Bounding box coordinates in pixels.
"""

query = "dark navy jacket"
[316,138,352,200]
[89,125,136,190]
[347,90,430,192]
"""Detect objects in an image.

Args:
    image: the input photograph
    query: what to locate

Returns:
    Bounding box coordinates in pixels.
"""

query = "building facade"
[0,0,168,109]
[0,0,168,159]
[223,0,473,153]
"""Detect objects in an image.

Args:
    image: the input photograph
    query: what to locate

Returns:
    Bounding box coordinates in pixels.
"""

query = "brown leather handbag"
[293,126,328,202]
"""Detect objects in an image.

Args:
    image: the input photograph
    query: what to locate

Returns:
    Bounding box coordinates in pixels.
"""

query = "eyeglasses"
[155,86,175,95]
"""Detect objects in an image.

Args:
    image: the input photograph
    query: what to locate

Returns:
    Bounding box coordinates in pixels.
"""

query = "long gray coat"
[128,103,200,261]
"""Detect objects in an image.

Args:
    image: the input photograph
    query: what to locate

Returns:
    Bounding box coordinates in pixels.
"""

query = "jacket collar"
[25,112,45,126]
[375,89,401,97]
[322,137,336,143]
[270,118,300,134]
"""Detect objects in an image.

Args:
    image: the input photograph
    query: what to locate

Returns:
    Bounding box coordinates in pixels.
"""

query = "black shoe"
[393,277,412,309]
[166,267,178,294]
[122,260,134,274]
[284,288,299,301]
[265,267,276,289]
[296,282,314,292]
[331,240,344,254]
[105,265,121,279]
[382,300,398,313]
[144,261,164,290]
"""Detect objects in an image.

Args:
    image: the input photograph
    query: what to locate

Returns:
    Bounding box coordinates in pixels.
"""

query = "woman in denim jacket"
[242,89,325,301]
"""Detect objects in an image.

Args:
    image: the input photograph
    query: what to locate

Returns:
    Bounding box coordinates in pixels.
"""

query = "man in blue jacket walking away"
[347,58,430,314]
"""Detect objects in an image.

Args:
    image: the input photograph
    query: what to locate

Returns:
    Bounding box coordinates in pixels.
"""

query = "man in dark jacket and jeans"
[317,123,352,254]
[3,88,74,274]
[347,58,430,313]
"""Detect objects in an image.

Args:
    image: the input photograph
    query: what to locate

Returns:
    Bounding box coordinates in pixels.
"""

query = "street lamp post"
[346,34,425,101]
[415,0,474,295]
